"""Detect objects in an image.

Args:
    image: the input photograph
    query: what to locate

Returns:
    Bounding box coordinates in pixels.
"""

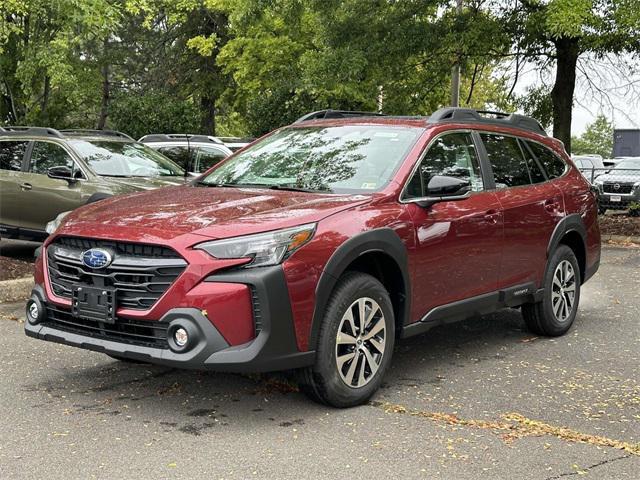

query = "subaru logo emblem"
[82,248,113,269]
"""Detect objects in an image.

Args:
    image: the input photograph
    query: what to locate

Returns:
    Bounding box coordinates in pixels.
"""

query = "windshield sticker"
[361,182,377,189]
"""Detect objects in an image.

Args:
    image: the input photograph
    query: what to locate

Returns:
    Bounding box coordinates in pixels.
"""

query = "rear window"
[0,140,28,172]
[480,133,531,188]
[526,141,567,179]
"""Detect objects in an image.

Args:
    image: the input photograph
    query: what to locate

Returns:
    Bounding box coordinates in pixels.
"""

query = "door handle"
[484,209,500,224]
[20,183,32,191]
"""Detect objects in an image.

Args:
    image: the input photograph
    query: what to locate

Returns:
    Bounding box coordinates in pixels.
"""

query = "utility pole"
[451,0,463,107]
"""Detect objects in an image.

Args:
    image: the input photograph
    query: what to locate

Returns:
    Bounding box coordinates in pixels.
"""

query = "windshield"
[613,158,640,171]
[70,140,185,177]
[199,125,422,193]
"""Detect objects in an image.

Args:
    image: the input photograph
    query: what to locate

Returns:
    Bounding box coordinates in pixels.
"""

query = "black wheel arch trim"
[547,213,587,258]
[86,192,113,204]
[308,228,411,350]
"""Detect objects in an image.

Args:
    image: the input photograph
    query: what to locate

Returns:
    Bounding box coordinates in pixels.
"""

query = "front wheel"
[298,272,395,408]
[522,245,581,336]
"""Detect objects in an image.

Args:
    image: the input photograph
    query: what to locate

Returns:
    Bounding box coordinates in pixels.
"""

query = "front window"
[198,125,422,193]
[70,140,184,177]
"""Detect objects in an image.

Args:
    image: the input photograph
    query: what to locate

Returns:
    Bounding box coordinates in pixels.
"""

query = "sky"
[512,54,640,136]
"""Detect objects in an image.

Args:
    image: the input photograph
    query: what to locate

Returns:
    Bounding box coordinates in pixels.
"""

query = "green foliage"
[571,115,614,158]
[109,91,200,140]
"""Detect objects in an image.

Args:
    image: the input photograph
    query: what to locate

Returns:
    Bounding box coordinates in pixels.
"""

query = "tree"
[493,0,640,152]
[571,114,613,158]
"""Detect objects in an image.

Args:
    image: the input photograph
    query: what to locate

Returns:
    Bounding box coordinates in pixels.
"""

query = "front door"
[0,140,31,232]
[404,131,504,320]
[19,140,85,232]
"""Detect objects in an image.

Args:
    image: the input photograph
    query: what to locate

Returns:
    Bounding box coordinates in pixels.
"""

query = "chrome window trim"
[398,129,484,204]
[27,139,89,180]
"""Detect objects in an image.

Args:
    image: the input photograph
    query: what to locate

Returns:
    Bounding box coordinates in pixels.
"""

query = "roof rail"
[294,109,385,123]
[427,108,547,136]
[0,126,65,138]
[60,129,133,140]
[138,133,224,144]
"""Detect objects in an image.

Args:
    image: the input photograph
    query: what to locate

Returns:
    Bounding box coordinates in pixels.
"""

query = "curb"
[602,234,640,245]
[0,276,34,303]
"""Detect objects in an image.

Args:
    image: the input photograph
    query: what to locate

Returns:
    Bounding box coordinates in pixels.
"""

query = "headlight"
[195,223,316,268]
[46,211,72,234]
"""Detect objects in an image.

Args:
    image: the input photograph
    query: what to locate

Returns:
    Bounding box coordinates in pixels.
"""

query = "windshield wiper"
[267,184,332,193]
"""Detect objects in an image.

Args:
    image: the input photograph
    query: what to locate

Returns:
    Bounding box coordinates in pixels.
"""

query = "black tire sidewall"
[313,273,395,407]
[541,245,581,335]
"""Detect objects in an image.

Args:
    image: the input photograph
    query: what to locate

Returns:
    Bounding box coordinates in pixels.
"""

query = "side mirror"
[412,175,472,208]
[47,166,78,183]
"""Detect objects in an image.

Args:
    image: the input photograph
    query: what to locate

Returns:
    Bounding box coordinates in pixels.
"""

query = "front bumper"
[598,191,640,210]
[25,266,315,373]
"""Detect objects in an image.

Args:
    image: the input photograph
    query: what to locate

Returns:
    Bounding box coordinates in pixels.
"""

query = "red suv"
[25,108,600,407]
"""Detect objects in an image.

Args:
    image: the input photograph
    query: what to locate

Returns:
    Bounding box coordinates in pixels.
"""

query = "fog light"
[174,327,188,347]
[26,297,44,325]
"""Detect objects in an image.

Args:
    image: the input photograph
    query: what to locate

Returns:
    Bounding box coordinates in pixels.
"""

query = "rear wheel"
[522,245,581,336]
[298,272,395,407]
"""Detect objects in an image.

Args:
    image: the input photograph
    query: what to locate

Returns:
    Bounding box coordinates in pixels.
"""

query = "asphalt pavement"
[0,246,638,479]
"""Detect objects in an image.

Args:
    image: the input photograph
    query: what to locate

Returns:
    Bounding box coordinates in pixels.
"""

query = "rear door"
[0,140,31,232]
[479,133,564,289]
[19,141,86,231]
[153,145,194,172]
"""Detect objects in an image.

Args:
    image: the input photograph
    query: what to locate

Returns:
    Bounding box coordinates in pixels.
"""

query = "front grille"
[47,237,187,310]
[44,305,168,348]
[603,183,634,194]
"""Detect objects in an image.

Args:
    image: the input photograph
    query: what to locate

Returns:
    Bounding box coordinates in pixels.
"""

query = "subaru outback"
[0,127,186,241]
[24,108,601,407]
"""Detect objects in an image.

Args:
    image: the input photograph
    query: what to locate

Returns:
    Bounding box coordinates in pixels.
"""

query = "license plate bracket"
[610,195,622,202]
[72,286,116,323]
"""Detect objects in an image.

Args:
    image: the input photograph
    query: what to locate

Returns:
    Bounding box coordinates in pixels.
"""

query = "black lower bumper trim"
[26,271,316,373]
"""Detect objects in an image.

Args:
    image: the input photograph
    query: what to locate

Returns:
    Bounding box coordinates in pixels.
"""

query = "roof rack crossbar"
[427,107,547,136]
[294,109,385,123]
[0,126,65,138]
[59,129,133,140]
[138,133,224,144]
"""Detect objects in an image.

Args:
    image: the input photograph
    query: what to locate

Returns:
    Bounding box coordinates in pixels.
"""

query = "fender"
[308,228,411,349]
[547,213,587,258]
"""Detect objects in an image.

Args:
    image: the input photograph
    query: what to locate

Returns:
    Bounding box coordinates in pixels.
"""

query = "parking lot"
[0,245,636,478]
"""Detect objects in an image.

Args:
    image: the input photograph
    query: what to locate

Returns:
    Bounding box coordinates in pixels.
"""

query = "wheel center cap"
[356,338,363,347]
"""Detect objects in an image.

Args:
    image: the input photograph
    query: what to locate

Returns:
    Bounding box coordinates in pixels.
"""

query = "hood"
[595,173,640,184]
[102,175,188,193]
[61,185,371,241]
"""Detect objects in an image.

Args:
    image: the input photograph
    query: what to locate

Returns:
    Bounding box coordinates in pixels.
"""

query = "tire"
[298,272,395,408]
[522,245,581,336]
[106,354,147,364]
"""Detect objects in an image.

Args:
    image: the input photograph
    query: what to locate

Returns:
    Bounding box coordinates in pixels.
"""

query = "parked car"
[593,157,640,212]
[572,155,606,183]
[217,136,255,152]
[25,108,600,407]
[139,134,232,174]
[0,127,187,241]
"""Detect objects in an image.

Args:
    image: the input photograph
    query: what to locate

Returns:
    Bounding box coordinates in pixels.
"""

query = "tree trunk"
[200,95,216,135]
[97,63,110,129]
[40,75,50,122]
[551,37,580,153]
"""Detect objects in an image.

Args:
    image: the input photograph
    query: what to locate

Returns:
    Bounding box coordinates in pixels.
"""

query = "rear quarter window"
[526,141,567,179]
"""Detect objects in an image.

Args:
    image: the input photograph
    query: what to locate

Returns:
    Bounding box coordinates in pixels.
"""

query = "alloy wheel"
[551,260,576,322]
[335,297,386,388]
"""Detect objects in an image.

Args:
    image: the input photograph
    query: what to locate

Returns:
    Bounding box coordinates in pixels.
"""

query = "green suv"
[0,127,187,241]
